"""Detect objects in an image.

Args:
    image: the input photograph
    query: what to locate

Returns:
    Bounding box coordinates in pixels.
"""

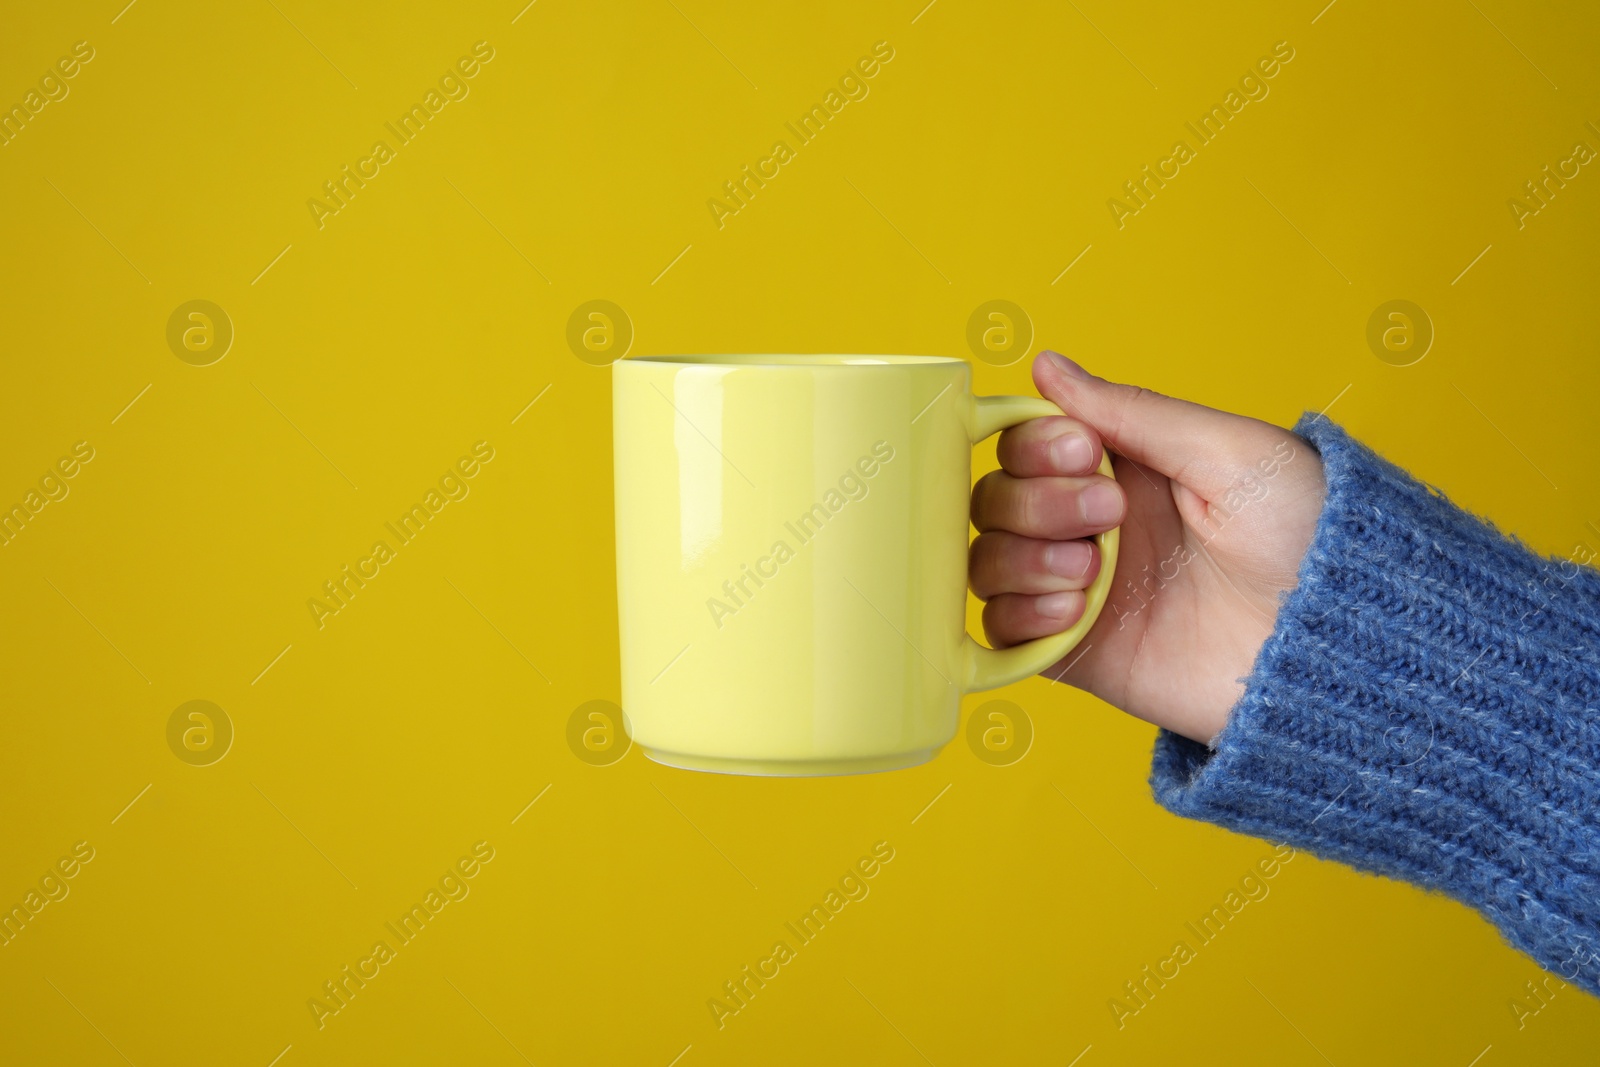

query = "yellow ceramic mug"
[613,354,1119,776]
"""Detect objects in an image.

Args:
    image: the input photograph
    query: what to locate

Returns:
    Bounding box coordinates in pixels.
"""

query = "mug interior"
[624,354,962,367]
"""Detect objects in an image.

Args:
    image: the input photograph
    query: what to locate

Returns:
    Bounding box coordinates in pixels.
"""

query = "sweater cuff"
[1150,415,1600,994]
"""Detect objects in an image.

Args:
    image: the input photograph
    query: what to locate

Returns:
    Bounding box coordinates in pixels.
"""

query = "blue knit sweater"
[1150,416,1600,995]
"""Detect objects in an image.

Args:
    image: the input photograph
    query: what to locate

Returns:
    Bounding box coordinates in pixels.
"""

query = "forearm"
[1150,416,1600,993]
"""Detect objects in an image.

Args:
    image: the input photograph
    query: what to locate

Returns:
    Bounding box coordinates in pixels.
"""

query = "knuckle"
[970,472,997,525]
[1015,480,1047,534]
[967,535,998,596]
[1103,385,1139,441]
[982,597,1017,647]
[1031,415,1076,436]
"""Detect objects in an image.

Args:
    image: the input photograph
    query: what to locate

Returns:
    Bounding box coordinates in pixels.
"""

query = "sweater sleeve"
[1150,415,1600,995]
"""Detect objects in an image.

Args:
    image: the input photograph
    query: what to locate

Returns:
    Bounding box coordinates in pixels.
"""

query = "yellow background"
[2,0,1597,1063]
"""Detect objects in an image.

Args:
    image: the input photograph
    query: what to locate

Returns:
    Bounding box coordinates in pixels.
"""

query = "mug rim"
[619,354,966,368]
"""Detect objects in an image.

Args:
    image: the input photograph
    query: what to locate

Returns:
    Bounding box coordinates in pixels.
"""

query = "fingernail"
[1044,540,1093,580]
[1043,351,1091,380]
[1037,591,1077,621]
[1080,483,1123,527]
[1048,432,1093,472]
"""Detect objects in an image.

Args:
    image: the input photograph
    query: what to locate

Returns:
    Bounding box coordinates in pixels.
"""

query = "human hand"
[969,352,1327,743]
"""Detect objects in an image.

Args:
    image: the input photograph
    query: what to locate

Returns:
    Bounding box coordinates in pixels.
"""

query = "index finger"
[995,415,1104,478]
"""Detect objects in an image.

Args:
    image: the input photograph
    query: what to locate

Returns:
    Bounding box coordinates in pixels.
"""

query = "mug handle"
[961,394,1121,692]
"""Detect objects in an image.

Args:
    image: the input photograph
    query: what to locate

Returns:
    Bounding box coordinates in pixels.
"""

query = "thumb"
[1032,351,1277,497]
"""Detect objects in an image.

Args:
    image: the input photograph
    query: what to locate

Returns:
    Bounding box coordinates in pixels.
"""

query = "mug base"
[640,746,936,777]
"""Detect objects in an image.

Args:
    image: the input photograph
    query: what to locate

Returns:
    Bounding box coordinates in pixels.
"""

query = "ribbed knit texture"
[1151,416,1600,995]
